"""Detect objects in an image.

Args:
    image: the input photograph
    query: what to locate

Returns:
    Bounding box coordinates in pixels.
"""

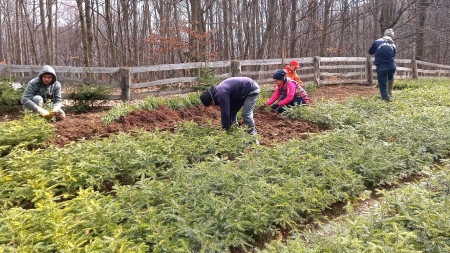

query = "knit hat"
[272,70,286,80]
[384,28,394,39]
[290,60,300,68]
[200,86,215,106]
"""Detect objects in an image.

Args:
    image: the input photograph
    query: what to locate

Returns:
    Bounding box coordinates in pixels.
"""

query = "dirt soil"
[6,84,379,147]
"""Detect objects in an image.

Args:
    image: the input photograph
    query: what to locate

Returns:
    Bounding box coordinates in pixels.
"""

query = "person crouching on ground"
[265,69,309,113]
[199,77,260,135]
[21,65,65,120]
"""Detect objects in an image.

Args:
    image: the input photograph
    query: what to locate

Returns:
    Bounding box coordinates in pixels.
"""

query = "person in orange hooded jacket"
[284,60,305,87]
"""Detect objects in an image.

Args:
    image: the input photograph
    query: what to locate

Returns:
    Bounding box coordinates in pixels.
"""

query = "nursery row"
[1,79,450,252]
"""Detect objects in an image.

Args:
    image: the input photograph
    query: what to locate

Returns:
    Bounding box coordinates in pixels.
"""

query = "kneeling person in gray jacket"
[21,65,65,120]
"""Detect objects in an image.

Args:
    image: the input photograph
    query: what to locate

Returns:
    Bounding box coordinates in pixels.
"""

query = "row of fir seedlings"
[101,92,202,125]
[0,114,53,156]
[1,79,450,252]
[101,86,276,126]
[257,163,450,253]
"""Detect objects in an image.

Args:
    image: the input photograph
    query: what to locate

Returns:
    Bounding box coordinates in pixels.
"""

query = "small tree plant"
[68,85,112,113]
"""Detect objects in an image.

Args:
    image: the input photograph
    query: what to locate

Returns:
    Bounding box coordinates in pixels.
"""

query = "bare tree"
[39,0,51,64]
[415,0,431,60]
[320,0,333,57]
[256,0,276,61]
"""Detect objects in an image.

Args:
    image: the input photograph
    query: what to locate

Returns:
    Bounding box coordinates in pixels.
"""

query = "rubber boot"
[387,80,394,97]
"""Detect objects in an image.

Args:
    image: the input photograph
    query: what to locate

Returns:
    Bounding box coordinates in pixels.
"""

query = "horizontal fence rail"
[1,57,449,102]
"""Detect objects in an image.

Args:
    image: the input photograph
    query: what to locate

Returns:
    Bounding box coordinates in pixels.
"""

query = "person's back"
[368,37,396,68]
[200,77,260,135]
[368,28,397,101]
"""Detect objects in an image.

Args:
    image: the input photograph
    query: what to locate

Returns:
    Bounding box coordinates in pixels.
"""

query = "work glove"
[36,107,49,117]
[53,107,66,120]
[270,103,279,110]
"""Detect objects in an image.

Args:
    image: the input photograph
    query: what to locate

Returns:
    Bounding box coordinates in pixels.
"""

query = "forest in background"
[0,0,449,68]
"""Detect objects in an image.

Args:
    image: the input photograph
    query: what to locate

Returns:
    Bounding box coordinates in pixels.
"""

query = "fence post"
[231,60,241,77]
[366,56,373,85]
[120,67,131,102]
[313,56,321,86]
[411,59,418,79]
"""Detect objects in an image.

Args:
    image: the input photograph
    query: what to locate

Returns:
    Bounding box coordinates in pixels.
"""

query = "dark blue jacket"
[212,77,258,130]
[368,37,397,69]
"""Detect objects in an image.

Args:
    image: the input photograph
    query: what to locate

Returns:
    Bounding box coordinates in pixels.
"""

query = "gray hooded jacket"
[21,65,62,110]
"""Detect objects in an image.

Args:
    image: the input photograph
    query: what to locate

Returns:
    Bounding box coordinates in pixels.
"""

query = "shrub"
[193,67,221,91]
[0,79,23,112]
[67,85,112,113]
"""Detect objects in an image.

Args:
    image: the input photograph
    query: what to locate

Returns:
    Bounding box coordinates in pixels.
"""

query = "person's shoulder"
[27,77,40,85]
[286,79,297,86]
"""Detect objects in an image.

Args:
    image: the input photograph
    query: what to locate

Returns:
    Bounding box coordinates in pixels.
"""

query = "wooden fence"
[1,57,449,102]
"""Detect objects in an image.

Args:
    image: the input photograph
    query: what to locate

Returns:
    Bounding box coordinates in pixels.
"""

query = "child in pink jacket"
[265,69,309,113]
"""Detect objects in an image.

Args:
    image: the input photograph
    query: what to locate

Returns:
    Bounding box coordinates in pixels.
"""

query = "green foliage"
[0,114,53,156]
[3,78,450,252]
[0,189,149,252]
[0,79,23,112]
[304,81,317,94]
[257,166,450,253]
[68,85,112,113]
[101,93,202,125]
[193,67,221,91]
[101,101,136,125]
[393,77,448,91]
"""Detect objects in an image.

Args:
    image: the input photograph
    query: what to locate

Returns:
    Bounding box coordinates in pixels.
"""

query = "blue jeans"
[376,66,397,99]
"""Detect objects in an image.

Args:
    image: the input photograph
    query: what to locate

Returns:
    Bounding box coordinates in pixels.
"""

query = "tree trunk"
[53,0,58,65]
[0,8,3,62]
[221,0,230,60]
[256,0,276,62]
[39,0,50,64]
[46,0,53,65]
[76,0,89,67]
[280,0,287,63]
[132,0,138,66]
[189,0,206,61]
[338,0,349,57]
[19,0,39,64]
[379,0,395,34]
[105,0,116,66]
[415,0,431,60]
[320,0,332,57]
[85,0,94,67]
[15,1,22,64]
[289,0,298,58]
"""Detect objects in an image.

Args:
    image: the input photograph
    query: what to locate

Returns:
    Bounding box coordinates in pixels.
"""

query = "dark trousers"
[277,95,307,113]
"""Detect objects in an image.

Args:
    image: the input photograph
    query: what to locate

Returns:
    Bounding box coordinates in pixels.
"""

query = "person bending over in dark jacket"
[265,70,309,113]
[368,28,397,102]
[21,65,65,120]
[200,77,260,135]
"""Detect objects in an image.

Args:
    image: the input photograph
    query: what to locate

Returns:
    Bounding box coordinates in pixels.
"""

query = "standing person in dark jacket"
[21,65,65,120]
[265,70,309,113]
[368,28,397,102]
[199,77,260,135]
